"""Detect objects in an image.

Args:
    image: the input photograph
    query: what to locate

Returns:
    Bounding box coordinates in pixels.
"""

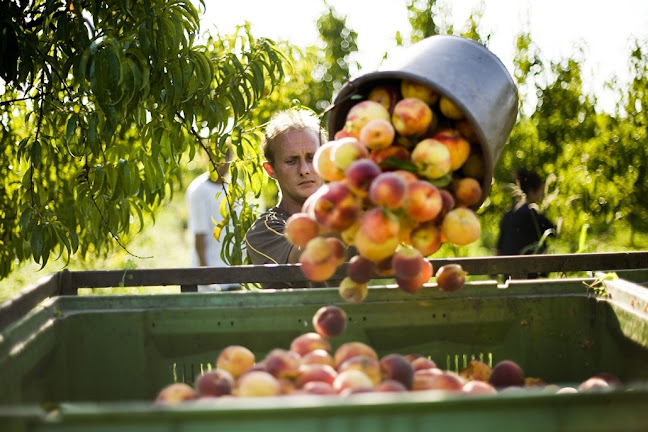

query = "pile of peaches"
[155,305,621,404]
[286,79,486,300]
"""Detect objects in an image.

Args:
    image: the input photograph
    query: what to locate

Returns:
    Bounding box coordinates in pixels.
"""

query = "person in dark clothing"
[496,169,556,278]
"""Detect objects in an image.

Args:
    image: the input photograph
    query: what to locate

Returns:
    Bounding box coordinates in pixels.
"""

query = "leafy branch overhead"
[0,0,285,278]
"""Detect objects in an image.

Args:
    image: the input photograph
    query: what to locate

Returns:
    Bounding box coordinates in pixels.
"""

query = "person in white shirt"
[186,158,240,292]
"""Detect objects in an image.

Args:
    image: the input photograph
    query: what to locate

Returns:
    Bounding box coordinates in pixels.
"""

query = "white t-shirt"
[186,172,231,267]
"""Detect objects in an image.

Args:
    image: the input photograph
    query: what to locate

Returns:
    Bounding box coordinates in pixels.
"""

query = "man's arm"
[194,233,209,266]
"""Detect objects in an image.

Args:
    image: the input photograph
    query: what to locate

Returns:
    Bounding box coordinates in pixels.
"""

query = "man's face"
[269,129,323,206]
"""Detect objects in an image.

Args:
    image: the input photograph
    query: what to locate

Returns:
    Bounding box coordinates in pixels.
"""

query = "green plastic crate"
[1,277,648,432]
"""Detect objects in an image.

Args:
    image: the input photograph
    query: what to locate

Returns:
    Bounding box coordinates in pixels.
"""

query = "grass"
[0,194,191,303]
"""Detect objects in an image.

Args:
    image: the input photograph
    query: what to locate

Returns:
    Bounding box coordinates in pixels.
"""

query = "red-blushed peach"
[374,254,396,277]
[461,153,486,180]
[593,372,621,387]
[354,226,400,263]
[410,356,438,371]
[458,359,492,382]
[359,118,395,150]
[440,207,481,246]
[578,377,611,392]
[216,345,256,379]
[435,263,467,292]
[341,220,361,246]
[409,221,442,257]
[264,348,301,379]
[334,342,379,368]
[296,363,338,388]
[437,188,456,221]
[326,236,347,267]
[338,276,369,304]
[236,370,282,397]
[312,305,348,338]
[405,180,443,222]
[300,349,335,367]
[395,258,433,293]
[411,138,452,180]
[299,236,339,282]
[488,360,525,389]
[401,79,440,105]
[392,169,419,186]
[391,247,426,280]
[358,207,401,244]
[338,355,382,386]
[155,382,199,405]
[380,353,415,390]
[344,100,391,138]
[369,145,410,170]
[285,212,320,248]
[345,158,382,197]
[331,137,370,171]
[368,172,407,210]
[453,177,483,208]
[313,141,345,182]
[311,181,361,232]
[368,84,400,112]
[427,371,465,391]
[347,254,375,284]
[432,129,471,171]
[194,369,235,398]
[333,369,375,393]
[454,118,479,144]
[439,96,464,120]
[301,380,337,395]
[412,367,444,391]
[462,380,498,395]
[377,379,408,392]
[334,128,355,140]
[290,332,332,357]
[391,97,434,137]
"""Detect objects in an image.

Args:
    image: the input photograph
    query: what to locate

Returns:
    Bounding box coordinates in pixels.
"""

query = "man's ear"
[263,162,275,178]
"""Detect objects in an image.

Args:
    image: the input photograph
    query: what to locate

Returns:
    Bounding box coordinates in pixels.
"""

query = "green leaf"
[31,140,42,167]
[66,113,78,139]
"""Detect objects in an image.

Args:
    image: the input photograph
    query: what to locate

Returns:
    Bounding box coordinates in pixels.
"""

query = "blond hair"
[262,109,327,165]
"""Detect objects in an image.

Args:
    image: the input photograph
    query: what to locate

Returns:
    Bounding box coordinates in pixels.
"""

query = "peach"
[412,367,444,390]
[440,207,481,246]
[409,221,442,256]
[411,138,452,180]
[439,96,464,120]
[301,380,337,395]
[391,97,434,137]
[391,247,426,280]
[374,254,396,277]
[345,158,381,197]
[368,84,400,112]
[312,305,348,338]
[155,382,199,405]
[461,153,485,180]
[341,220,361,246]
[301,349,335,367]
[354,226,400,263]
[369,145,410,170]
[458,359,492,382]
[428,371,465,391]
[453,177,482,208]
[454,118,479,144]
[593,372,621,387]
[578,377,611,392]
[333,369,375,393]
[311,181,361,232]
[411,356,438,371]
[377,379,408,392]
[290,332,332,357]
[216,345,256,379]
[331,137,369,171]
[358,207,400,244]
[435,264,467,292]
[488,360,525,389]
[395,258,432,293]
[296,363,338,388]
[405,180,443,222]
[344,100,391,138]
[326,236,347,267]
[359,118,395,150]
[334,342,378,368]
[401,79,439,105]
[432,129,471,171]
[299,236,339,282]
[338,276,369,304]
[338,355,382,386]
[380,353,415,390]
[264,348,301,379]
[194,369,235,397]
[313,141,345,182]
[347,254,376,284]
[393,169,419,186]
[437,188,456,221]
[285,212,320,248]
[236,370,282,397]
[368,172,407,210]
[462,380,497,395]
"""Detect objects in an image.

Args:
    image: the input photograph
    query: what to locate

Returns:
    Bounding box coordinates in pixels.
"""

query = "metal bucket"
[327,35,519,206]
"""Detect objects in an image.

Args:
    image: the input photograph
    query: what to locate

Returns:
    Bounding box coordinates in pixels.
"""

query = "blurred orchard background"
[2,0,648,302]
